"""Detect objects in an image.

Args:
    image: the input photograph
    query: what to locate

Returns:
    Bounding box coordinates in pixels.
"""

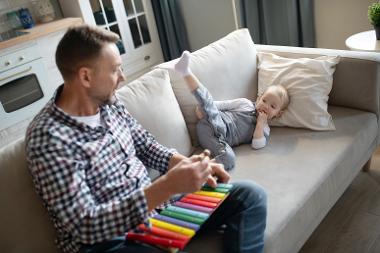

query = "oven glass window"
[0,74,44,113]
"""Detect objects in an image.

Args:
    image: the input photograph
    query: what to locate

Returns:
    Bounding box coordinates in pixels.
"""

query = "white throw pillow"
[116,69,193,156]
[257,52,340,130]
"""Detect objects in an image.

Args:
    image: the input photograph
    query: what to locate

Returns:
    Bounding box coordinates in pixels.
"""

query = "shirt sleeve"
[27,136,149,245]
[125,110,176,175]
[251,124,270,149]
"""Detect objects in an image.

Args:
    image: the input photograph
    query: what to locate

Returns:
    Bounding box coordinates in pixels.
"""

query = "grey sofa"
[1,29,380,253]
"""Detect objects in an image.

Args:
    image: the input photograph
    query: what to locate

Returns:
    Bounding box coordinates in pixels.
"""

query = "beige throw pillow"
[116,69,193,156]
[257,52,340,130]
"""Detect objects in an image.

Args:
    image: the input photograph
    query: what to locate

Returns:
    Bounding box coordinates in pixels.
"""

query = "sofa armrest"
[255,44,380,119]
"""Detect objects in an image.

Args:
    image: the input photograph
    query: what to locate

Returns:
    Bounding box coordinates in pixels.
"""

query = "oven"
[0,43,53,131]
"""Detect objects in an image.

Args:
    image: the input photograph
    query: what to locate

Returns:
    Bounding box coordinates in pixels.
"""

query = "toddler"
[163,51,289,170]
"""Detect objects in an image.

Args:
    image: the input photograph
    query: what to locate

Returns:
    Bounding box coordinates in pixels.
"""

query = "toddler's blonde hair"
[262,85,290,110]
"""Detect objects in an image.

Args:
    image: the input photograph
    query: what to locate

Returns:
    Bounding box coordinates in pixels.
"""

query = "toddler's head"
[256,85,289,119]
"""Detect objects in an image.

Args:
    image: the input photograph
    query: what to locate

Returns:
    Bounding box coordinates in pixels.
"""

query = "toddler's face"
[256,90,283,120]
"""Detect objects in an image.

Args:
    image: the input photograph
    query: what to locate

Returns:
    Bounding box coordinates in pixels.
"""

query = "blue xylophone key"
[204,183,233,190]
[166,205,209,219]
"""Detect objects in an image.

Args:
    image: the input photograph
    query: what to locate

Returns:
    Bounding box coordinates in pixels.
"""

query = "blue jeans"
[79,181,267,253]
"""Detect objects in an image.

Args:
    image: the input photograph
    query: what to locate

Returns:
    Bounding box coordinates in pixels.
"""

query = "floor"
[299,148,380,253]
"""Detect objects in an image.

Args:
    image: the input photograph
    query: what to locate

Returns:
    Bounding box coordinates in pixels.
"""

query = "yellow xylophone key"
[149,218,196,237]
[193,190,226,199]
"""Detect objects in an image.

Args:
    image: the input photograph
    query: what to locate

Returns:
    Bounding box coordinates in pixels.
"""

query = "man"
[26,25,267,253]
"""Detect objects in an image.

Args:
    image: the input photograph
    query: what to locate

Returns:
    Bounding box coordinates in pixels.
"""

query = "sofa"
[1,29,380,253]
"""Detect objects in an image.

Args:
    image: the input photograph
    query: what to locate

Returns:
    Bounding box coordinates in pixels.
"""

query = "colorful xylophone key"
[127,183,234,252]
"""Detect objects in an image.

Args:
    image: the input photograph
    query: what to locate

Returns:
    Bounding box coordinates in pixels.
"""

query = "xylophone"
[126,183,233,252]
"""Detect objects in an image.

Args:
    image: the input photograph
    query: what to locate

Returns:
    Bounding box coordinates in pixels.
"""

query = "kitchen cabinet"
[59,0,164,78]
[0,18,80,147]
[37,30,66,88]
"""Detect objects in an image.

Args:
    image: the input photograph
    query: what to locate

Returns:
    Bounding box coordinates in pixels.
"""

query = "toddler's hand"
[257,110,268,125]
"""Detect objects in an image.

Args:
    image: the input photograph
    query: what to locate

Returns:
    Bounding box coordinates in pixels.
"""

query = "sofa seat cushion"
[230,106,378,253]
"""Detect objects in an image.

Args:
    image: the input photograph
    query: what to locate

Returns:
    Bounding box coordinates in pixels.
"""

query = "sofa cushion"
[157,28,258,146]
[116,69,193,156]
[0,139,59,253]
[257,52,340,131]
[229,106,378,253]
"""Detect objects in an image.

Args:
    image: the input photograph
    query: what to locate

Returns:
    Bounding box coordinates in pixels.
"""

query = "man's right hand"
[165,155,213,193]
[144,154,213,211]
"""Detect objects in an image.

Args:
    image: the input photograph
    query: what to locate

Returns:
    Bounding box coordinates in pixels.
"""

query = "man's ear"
[78,67,93,88]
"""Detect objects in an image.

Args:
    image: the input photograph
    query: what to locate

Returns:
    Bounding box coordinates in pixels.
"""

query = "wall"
[314,0,373,49]
[180,0,375,51]
[0,0,62,33]
[179,0,237,51]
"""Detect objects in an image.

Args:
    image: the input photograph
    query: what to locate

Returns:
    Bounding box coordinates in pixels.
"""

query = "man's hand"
[145,152,213,211]
[144,150,230,211]
[205,160,230,188]
[165,154,213,193]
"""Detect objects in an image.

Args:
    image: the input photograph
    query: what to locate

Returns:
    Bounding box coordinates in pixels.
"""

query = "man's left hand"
[205,160,230,188]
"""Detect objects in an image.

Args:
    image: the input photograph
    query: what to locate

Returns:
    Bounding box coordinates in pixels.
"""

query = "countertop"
[0,17,83,51]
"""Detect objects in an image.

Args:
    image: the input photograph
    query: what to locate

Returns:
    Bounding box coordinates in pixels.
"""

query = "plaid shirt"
[26,87,175,253]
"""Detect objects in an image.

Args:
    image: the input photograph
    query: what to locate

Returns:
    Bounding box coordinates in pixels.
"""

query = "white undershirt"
[71,112,104,128]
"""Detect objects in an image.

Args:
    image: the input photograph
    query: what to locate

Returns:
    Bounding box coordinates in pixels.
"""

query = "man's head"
[256,85,289,119]
[55,25,125,105]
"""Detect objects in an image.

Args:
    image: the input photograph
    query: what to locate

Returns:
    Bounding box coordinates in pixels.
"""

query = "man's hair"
[55,25,119,81]
[264,85,290,110]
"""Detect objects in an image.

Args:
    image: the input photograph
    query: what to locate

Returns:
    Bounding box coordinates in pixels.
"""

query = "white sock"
[158,51,192,76]
[174,51,191,76]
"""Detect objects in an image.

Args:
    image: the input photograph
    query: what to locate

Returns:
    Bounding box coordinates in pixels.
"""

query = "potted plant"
[368,2,380,40]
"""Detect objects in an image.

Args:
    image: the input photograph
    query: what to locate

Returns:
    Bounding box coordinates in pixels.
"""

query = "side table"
[345,30,380,52]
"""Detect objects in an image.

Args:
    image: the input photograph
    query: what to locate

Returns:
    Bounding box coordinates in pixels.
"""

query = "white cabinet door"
[59,0,164,78]
[36,30,66,88]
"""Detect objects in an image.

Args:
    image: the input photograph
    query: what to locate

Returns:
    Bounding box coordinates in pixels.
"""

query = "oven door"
[0,58,53,131]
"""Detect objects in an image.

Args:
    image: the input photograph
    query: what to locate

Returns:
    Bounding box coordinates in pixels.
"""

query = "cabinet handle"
[4,61,11,66]
[144,55,150,61]
[0,66,32,82]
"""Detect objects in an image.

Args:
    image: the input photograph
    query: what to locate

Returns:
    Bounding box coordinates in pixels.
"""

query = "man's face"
[88,43,125,105]
[256,90,283,120]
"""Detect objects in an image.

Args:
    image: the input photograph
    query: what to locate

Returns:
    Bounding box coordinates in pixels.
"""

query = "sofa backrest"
[116,69,193,156]
[0,139,59,253]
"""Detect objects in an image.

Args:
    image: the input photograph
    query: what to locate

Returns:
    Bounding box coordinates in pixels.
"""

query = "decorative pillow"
[156,28,258,146]
[116,69,193,156]
[257,52,340,130]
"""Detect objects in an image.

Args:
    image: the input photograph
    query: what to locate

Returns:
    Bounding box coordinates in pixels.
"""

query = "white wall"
[314,0,373,49]
[180,0,375,51]
[179,0,237,51]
